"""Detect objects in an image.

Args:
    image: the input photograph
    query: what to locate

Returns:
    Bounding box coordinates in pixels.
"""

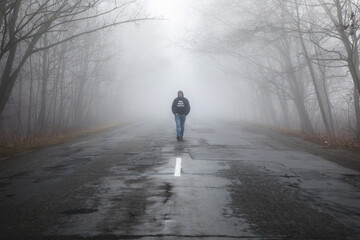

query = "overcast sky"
[107,0,245,121]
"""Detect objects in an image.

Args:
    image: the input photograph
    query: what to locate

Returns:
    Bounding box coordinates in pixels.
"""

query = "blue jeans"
[175,114,186,137]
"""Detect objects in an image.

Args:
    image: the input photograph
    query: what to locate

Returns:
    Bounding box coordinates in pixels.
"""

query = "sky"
[107,0,247,121]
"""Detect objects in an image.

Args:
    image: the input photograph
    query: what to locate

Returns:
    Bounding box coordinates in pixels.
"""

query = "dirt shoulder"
[0,123,127,158]
[244,125,360,172]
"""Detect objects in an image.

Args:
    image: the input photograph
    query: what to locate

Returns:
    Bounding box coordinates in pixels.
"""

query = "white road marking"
[174,157,182,177]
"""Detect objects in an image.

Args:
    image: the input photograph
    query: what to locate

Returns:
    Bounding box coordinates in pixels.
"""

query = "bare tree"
[0,0,153,119]
[314,0,360,139]
[189,0,360,139]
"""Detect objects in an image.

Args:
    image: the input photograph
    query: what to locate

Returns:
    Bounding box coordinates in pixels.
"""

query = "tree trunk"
[59,58,66,127]
[354,87,360,141]
[0,0,21,119]
[275,88,290,129]
[17,71,23,139]
[297,27,335,135]
[48,46,65,131]
[282,39,314,133]
[74,43,90,127]
[264,89,279,127]
[294,1,335,136]
[27,55,34,136]
[38,34,50,132]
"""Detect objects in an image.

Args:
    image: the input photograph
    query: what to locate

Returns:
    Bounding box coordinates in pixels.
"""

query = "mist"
[1,0,360,142]
[107,0,249,122]
[2,1,360,237]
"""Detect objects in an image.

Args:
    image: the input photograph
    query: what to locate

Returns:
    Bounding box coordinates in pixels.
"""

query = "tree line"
[0,0,149,142]
[194,0,360,141]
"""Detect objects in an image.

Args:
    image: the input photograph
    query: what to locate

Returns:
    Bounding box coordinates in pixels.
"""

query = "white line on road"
[174,157,181,177]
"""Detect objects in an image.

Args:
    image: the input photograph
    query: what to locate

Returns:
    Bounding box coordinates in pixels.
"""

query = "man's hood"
[178,90,184,98]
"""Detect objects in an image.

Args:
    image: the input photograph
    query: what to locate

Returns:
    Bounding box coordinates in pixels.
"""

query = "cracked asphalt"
[0,120,359,239]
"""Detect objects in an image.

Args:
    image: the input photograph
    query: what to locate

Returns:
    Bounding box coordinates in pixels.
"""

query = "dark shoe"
[176,136,180,141]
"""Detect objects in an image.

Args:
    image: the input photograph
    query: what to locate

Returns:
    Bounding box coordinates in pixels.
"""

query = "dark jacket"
[172,91,190,116]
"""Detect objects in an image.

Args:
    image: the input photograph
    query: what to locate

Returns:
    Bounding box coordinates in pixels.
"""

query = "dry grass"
[0,123,123,157]
[275,128,360,152]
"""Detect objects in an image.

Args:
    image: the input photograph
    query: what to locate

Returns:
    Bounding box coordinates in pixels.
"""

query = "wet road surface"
[0,120,359,239]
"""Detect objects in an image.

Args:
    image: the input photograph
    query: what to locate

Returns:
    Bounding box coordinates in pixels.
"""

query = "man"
[171,90,191,141]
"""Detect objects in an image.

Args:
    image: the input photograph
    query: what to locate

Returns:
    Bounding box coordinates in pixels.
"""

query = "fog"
[1,0,360,142]
[109,0,249,122]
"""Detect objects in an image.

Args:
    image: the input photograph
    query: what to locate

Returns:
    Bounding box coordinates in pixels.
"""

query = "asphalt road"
[0,120,359,240]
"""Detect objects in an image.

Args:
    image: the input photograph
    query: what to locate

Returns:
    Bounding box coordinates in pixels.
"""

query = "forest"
[1,0,360,150]
[192,0,360,142]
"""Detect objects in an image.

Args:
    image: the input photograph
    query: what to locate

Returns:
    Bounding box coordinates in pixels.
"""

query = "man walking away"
[172,90,191,141]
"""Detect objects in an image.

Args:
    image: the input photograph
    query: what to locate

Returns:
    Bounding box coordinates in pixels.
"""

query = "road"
[0,120,359,239]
